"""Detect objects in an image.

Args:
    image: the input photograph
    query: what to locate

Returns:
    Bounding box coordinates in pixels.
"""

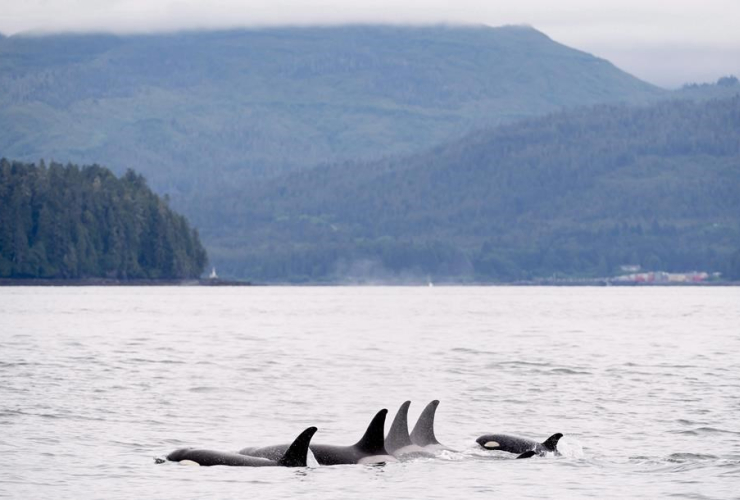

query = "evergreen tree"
[0,160,207,279]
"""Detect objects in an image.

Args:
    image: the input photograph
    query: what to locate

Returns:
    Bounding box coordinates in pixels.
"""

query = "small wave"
[435,450,467,461]
[629,454,724,474]
[557,438,585,459]
[0,361,42,368]
[667,453,718,462]
[450,347,496,356]
[189,386,222,393]
[675,419,708,426]
[127,358,186,365]
[497,361,551,367]
[696,426,740,436]
[675,427,740,437]
[187,386,247,393]
[548,368,592,375]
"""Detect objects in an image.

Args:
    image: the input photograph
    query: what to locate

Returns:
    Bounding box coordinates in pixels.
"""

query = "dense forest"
[0,160,207,279]
[203,96,740,282]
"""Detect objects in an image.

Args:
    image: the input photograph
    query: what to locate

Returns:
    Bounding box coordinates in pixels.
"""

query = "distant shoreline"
[1,278,736,287]
[0,278,254,287]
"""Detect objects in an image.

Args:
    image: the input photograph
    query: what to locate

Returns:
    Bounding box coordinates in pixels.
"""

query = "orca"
[239,409,397,466]
[409,400,453,452]
[385,401,435,459]
[476,432,563,459]
[166,426,317,467]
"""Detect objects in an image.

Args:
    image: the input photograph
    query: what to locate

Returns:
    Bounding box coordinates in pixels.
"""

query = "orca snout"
[476,435,498,449]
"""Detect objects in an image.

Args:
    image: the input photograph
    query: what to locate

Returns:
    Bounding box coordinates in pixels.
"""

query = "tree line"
[0,159,207,279]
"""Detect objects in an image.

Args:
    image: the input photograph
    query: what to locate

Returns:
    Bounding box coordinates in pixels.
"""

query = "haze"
[1,0,738,87]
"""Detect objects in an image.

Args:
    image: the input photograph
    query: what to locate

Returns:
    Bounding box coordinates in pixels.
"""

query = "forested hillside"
[0,160,207,279]
[0,25,663,203]
[206,96,740,282]
[2,26,738,283]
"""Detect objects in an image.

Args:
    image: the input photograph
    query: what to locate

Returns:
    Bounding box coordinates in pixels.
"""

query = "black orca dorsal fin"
[410,400,441,447]
[386,401,413,453]
[277,426,318,467]
[355,409,388,454]
[517,450,537,459]
[541,433,563,452]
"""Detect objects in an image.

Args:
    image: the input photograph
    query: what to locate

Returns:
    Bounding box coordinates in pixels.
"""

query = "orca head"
[166,447,194,462]
[475,435,500,450]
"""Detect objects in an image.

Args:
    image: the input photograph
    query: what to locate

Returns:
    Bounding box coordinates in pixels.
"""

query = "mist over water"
[1,287,738,498]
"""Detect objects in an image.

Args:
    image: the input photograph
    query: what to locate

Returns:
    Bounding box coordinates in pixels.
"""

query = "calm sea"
[1,287,738,499]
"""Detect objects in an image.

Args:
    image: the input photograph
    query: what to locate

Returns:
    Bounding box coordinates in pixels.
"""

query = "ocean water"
[1,286,738,499]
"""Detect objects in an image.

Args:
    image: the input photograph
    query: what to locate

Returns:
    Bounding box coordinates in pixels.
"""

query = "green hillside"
[209,96,740,282]
[0,25,664,201]
[0,160,207,279]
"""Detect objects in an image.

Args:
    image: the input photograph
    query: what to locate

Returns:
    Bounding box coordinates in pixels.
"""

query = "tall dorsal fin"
[385,401,413,454]
[277,426,318,467]
[541,433,563,452]
[410,400,441,447]
[354,409,388,454]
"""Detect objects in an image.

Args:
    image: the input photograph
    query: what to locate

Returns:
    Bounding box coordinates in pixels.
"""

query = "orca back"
[238,410,392,465]
[167,448,279,467]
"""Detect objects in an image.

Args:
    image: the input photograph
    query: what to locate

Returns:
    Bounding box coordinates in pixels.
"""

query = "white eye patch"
[484,441,500,449]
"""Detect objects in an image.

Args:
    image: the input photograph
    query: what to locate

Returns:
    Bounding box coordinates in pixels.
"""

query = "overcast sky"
[1,0,738,88]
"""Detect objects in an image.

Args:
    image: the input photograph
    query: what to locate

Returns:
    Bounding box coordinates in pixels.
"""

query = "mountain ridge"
[0,24,664,195]
[207,95,740,282]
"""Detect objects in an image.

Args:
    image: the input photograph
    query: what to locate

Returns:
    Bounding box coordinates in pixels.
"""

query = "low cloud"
[1,0,738,86]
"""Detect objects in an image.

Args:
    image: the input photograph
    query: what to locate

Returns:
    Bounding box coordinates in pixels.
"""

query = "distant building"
[612,270,709,283]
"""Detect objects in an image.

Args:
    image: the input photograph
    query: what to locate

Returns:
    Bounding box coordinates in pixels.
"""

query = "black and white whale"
[239,409,397,465]
[385,401,436,459]
[409,400,453,452]
[166,426,317,467]
[476,432,563,459]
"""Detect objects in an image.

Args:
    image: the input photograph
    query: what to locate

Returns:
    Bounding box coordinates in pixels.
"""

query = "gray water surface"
[1,287,739,498]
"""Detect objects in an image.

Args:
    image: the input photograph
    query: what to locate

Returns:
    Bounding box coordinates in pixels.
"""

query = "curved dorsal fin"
[541,433,563,452]
[354,409,388,454]
[410,400,441,447]
[277,426,318,467]
[385,401,413,453]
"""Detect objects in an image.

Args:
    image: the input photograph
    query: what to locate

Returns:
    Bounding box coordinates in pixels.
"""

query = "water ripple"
[1,286,739,500]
